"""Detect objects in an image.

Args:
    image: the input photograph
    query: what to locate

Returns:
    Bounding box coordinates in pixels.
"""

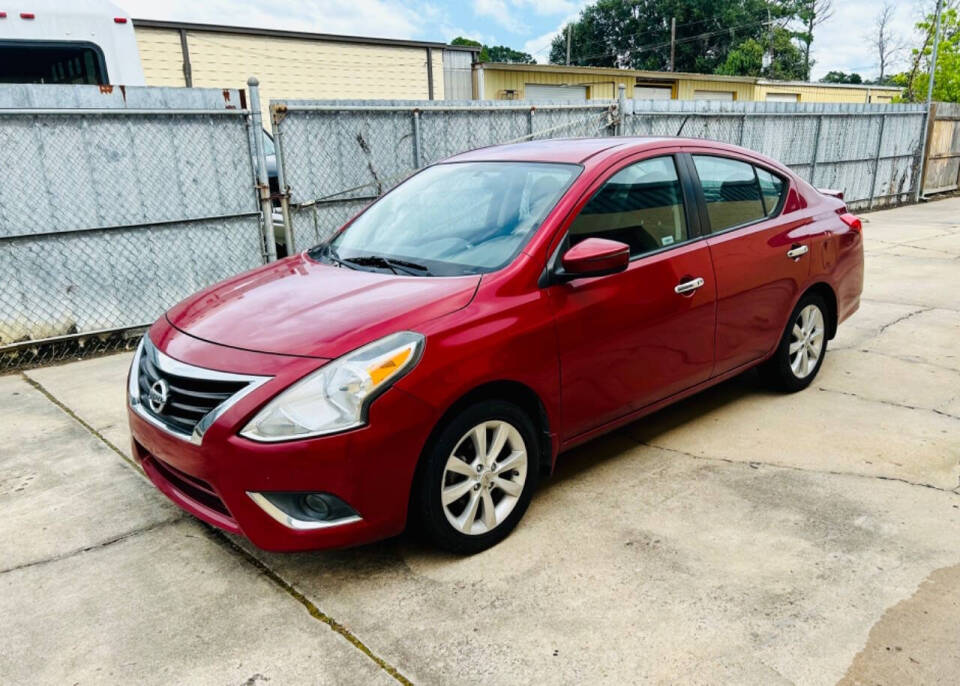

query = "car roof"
[443,137,790,175]
[444,137,691,164]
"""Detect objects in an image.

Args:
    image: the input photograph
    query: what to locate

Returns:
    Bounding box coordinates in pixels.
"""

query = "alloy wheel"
[789,304,825,379]
[440,420,528,536]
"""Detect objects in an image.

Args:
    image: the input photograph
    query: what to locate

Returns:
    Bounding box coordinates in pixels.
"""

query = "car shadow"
[244,369,777,572]
[544,368,776,488]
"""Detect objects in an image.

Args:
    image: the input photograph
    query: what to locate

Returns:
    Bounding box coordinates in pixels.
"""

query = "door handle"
[674,277,705,295]
[786,244,809,260]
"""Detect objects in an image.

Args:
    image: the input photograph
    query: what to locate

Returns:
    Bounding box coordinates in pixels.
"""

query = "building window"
[765,93,799,103]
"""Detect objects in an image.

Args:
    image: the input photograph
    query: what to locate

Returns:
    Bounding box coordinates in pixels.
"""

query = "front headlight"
[240,331,424,442]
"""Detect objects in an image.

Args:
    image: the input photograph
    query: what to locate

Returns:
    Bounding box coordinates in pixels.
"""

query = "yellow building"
[475,63,901,104]
[132,20,477,119]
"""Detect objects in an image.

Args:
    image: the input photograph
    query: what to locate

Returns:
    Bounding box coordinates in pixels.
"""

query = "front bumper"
[128,321,436,552]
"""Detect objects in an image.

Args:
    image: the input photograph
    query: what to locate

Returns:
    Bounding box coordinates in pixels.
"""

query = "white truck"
[0,0,145,85]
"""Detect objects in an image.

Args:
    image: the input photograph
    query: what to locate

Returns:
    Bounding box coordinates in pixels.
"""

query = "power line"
[530,14,780,62]
[568,17,778,65]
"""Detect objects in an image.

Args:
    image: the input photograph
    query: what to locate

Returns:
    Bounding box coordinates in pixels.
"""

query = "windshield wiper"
[313,244,356,270]
[344,255,431,276]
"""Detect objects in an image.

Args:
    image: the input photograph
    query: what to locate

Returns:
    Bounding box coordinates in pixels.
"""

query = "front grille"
[137,341,249,436]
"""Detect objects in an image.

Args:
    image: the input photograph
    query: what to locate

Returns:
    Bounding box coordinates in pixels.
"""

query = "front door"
[548,154,717,440]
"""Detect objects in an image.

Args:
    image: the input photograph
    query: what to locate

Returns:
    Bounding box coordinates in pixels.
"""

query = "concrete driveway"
[2,198,959,685]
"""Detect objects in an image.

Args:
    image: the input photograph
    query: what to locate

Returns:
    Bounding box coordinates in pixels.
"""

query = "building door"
[693,90,735,101]
[524,83,587,101]
[634,85,673,100]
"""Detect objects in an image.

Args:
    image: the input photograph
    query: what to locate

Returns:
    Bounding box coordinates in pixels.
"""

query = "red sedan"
[128,137,863,554]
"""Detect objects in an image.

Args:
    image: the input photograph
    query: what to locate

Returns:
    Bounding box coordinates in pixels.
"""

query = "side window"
[693,155,765,232]
[756,167,786,216]
[568,156,688,257]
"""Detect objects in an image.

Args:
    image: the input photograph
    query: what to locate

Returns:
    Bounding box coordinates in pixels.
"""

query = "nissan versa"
[128,137,863,554]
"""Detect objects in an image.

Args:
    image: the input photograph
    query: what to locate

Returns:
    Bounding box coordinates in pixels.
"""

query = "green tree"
[715,26,807,79]
[451,37,489,62]
[895,5,960,103]
[796,0,833,80]
[450,37,534,64]
[819,70,863,84]
[486,45,536,63]
[547,0,801,74]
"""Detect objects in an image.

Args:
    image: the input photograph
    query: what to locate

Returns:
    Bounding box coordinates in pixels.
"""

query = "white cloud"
[809,0,922,80]
[112,0,425,40]
[473,0,527,34]
[510,0,576,15]
[520,3,586,62]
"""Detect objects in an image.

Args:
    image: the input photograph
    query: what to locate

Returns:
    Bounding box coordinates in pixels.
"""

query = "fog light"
[248,491,361,530]
[301,493,331,519]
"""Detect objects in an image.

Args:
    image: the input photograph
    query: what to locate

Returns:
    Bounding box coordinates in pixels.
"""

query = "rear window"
[0,41,107,85]
[693,155,765,232]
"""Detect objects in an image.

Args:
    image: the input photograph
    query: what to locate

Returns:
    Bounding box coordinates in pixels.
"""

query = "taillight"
[0,12,7,18]
[114,16,127,23]
[839,213,862,233]
[20,11,34,19]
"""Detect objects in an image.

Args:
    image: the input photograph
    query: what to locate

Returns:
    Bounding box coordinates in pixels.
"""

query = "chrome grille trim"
[129,335,271,445]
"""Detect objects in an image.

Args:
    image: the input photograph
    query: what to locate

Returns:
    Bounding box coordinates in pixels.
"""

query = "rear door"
[548,152,717,439]
[684,151,812,376]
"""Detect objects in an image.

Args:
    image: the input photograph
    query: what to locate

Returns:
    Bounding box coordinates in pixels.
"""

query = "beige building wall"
[134,26,446,122]
[674,77,755,101]
[135,26,187,87]
[478,64,902,104]
[756,83,898,103]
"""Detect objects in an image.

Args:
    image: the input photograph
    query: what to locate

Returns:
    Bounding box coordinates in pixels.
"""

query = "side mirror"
[559,237,630,280]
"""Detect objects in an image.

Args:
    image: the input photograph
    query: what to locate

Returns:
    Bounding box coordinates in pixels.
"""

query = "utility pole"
[762,8,773,71]
[566,24,572,65]
[669,17,676,71]
[917,0,944,201]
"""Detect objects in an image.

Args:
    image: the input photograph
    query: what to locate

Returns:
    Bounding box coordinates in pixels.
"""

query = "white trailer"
[0,0,145,85]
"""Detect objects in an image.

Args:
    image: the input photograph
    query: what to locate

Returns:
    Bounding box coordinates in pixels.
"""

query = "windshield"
[317,161,580,276]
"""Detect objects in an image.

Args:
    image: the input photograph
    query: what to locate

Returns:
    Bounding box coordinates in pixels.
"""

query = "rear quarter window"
[693,155,765,232]
[756,167,787,216]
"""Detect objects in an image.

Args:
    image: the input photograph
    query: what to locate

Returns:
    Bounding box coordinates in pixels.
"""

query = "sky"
[113,0,930,80]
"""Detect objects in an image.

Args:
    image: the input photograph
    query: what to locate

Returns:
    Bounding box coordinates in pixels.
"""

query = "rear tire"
[414,400,539,555]
[760,293,828,392]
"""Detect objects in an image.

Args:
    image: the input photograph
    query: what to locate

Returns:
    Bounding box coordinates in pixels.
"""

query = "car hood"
[165,253,480,359]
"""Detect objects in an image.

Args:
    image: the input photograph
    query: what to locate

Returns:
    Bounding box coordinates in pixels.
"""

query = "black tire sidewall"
[415,400,540,554]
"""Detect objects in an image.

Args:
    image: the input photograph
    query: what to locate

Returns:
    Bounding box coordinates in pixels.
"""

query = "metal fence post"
[617,83,626,136]
[809,114,823,186]
[412,109,422,168]
[246,77,277,263]
[528,106,535,138]
[738,114,746,146]
[869,114,886,209]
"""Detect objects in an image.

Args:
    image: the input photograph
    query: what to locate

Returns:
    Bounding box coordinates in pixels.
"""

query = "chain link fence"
[0,81,931,372]
[0,85,267,371]
[623,99,928,209]
[269,100,616,250]
[270,96,928,252]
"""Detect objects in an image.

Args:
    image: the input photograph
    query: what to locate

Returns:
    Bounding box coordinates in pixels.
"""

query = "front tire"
[760,293,828,392]
[414,400,539,554]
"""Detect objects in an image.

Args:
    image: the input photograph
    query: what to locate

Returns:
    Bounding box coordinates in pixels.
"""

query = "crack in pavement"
[875,307,934,336]
[21,369,416,686]
[631,439,960,497]
[203,526,414,686]
[20,372,141,474]
[814,386,960,422]
[0,516,186,575]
